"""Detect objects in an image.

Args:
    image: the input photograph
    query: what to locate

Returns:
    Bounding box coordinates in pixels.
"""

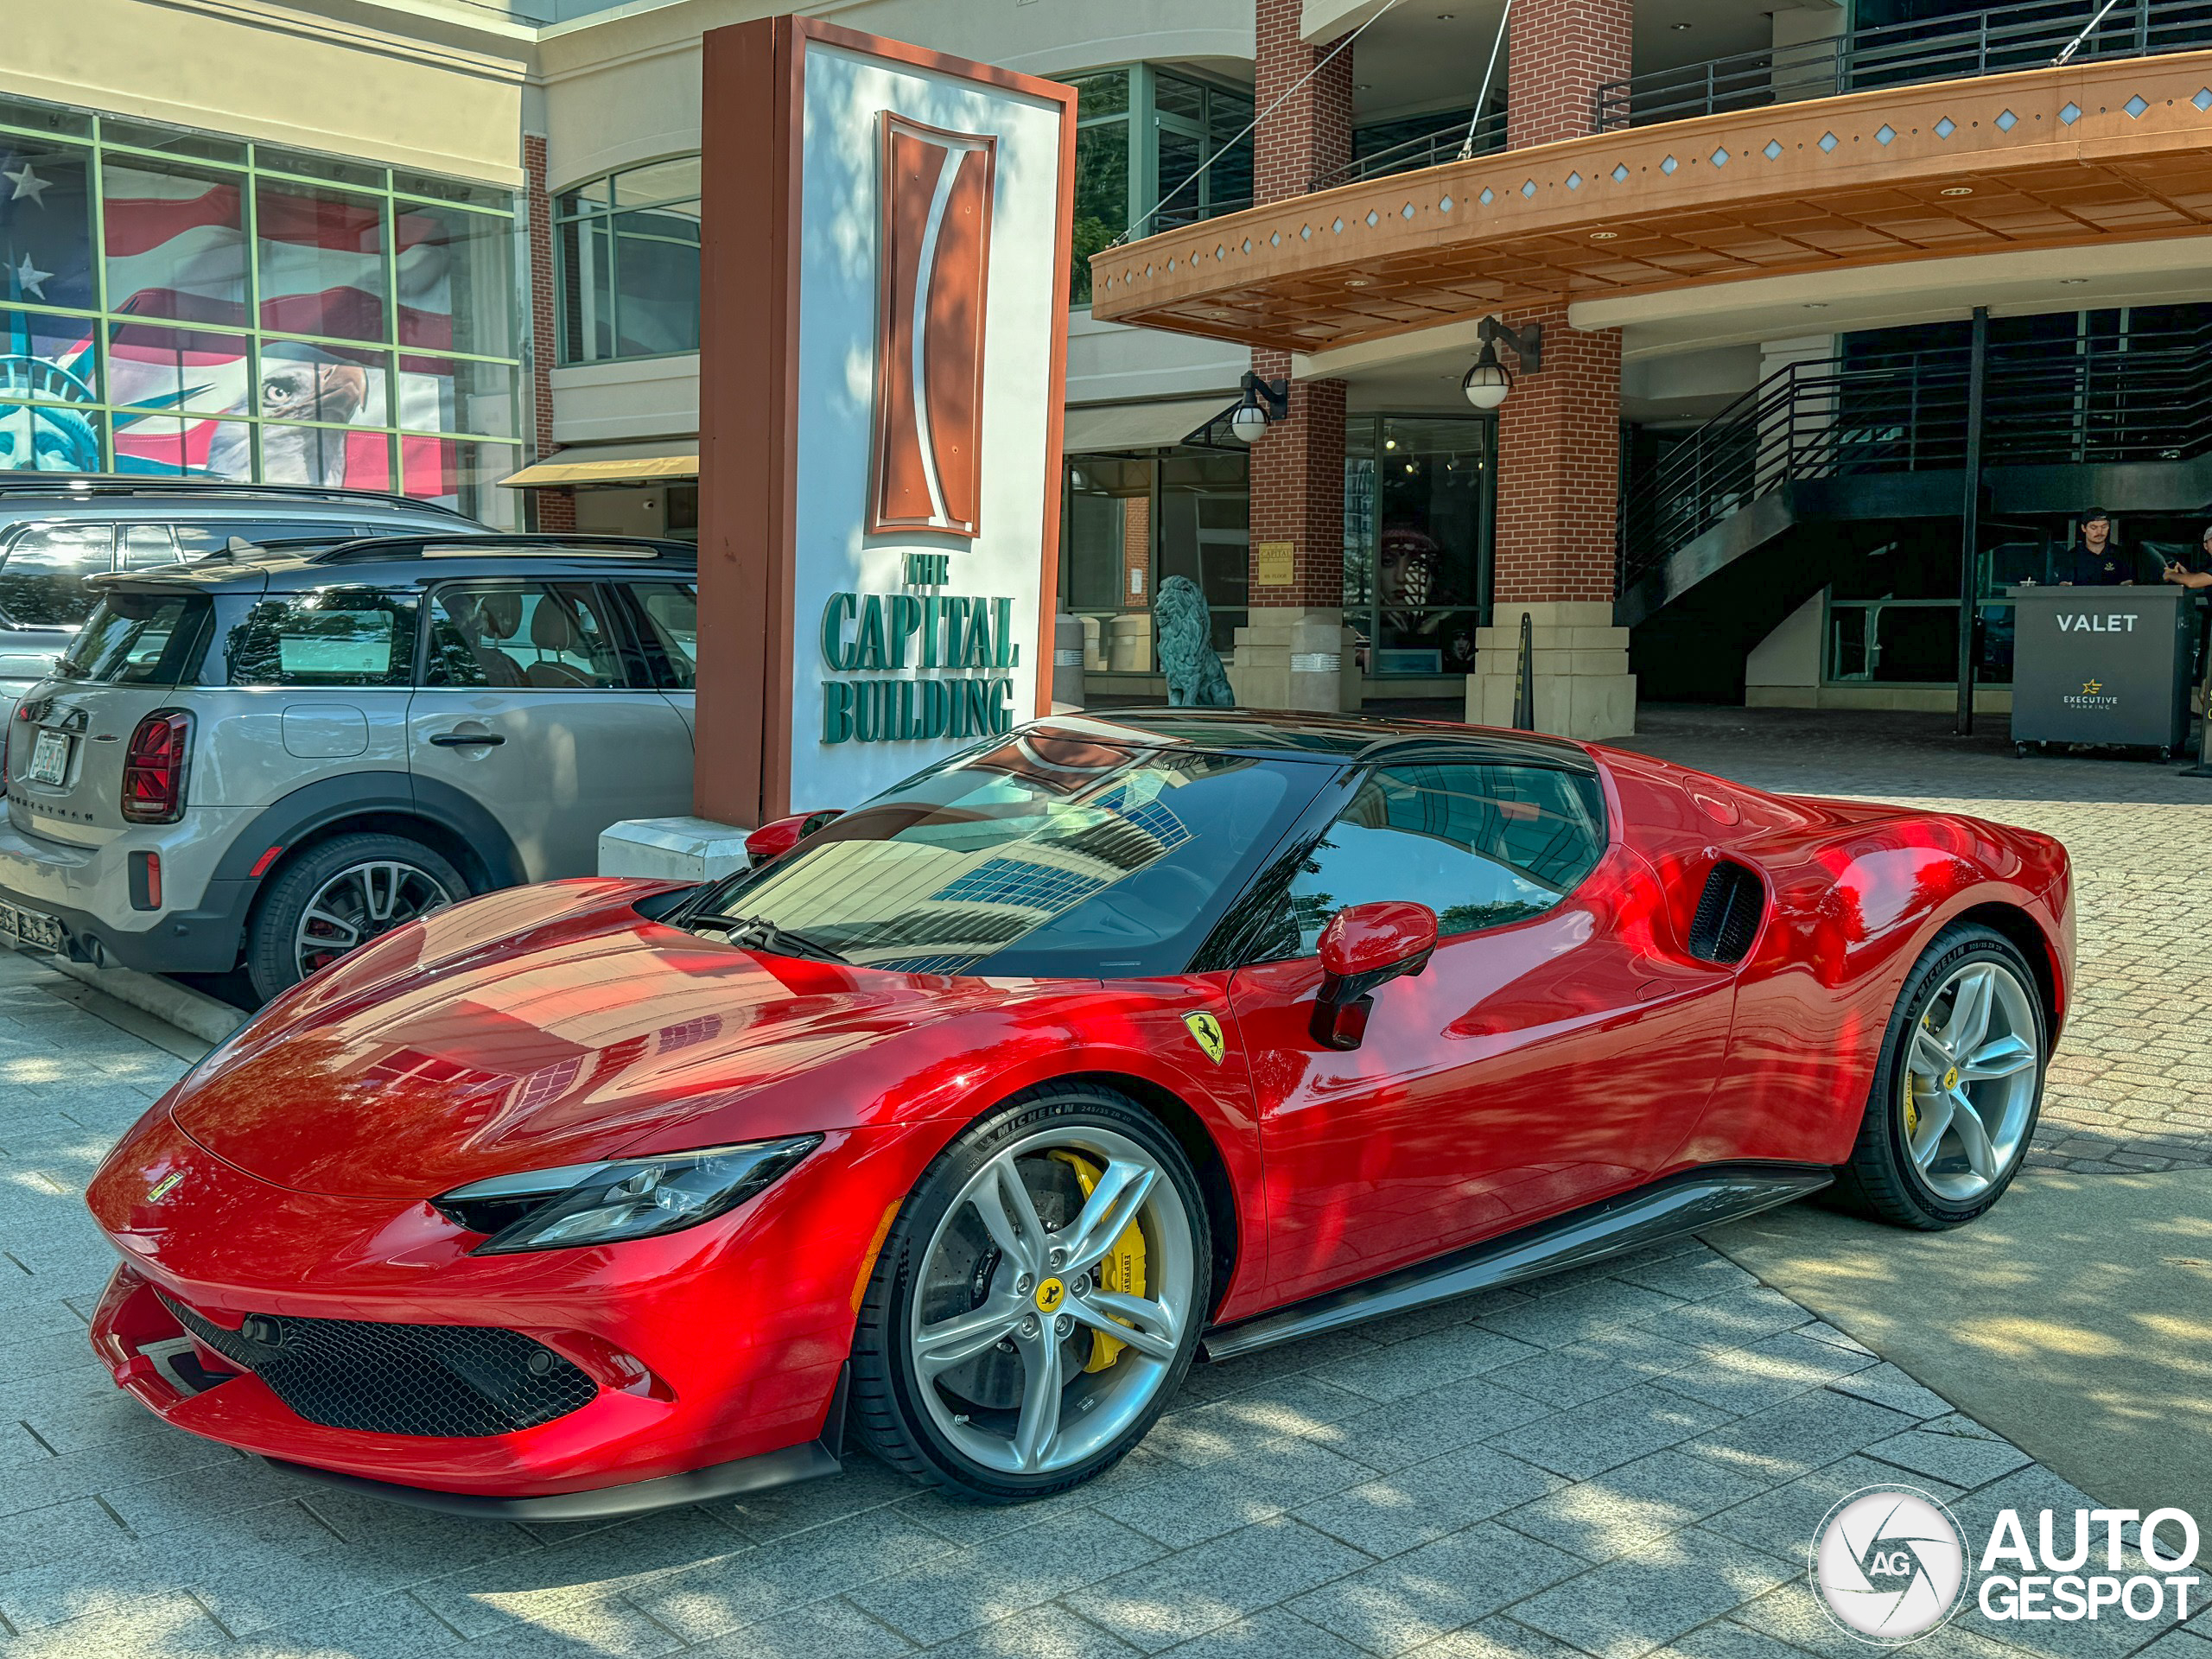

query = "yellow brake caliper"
[1047,1150,1147,1372]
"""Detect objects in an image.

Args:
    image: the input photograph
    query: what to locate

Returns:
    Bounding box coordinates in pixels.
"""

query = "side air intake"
[1688,861,1764,963]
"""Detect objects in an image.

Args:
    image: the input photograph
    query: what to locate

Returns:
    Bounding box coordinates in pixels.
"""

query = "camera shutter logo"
[1811,1485,1970,1644]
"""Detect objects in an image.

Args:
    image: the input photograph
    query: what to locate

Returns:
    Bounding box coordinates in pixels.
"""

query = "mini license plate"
[25,729,69,787]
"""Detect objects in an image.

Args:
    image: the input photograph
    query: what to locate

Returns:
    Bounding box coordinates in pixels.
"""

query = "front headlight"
[433,1135,822,1255]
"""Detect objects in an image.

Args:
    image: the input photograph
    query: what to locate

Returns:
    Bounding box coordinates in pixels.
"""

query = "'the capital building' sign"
[696,18,1076,825]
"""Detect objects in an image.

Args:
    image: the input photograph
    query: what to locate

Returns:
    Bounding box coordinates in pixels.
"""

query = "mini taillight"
[121,710,194,824]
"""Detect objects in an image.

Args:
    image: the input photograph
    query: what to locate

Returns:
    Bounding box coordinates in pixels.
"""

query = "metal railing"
[1617,318,2212,593]
[1594,0,2212,131]
[1313,109,1510,190]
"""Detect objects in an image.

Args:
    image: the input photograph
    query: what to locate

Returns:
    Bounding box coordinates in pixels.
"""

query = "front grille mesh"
[157,1292,596,1438]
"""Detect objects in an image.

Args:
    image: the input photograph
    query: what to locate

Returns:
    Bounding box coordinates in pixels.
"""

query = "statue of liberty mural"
[0,334,100,474]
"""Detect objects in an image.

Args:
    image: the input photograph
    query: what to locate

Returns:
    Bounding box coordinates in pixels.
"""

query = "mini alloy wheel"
[853,1084,1209,1500]
[246,832,469,1001]
[294,860,456,980]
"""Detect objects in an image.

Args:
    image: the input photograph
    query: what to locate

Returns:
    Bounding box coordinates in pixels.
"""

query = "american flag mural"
[0,139,488,505]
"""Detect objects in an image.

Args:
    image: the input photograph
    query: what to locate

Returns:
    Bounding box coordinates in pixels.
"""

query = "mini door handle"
[429,731,505,747]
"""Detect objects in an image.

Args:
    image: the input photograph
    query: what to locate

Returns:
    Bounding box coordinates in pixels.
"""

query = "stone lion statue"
[1154,575,1235,709]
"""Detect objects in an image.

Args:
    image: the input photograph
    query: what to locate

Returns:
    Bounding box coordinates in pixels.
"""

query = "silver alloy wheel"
[294,860,455,978]
[909,1125,1195,1478]
[1902,959,2041,1202]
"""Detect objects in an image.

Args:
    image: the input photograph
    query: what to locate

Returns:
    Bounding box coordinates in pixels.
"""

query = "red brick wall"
[1506,0,1633,149]
[1254,0,1354,204]
[1492,302,1620,605]
[1122,495,1151,610]
[1249,0,1351,611]
[522,133,575,533]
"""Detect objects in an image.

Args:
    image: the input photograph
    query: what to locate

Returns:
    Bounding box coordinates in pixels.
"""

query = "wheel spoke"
[1961,1033,2037,1083]
[1057,1159,1157,1278]
[1908,1086,1955,1168]
[1009,1327,1065,1471]
[1068,1288,1179,1363]
[915,1303,1021,1376]
[1941,966,1995,1058]
[1948,1086,2000,1181]
[1910,1026,1955,1079]
[300,908,361,946]
[969,1156,1046,1274]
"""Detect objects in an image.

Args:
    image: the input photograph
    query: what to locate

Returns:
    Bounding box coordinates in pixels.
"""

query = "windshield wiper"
[696,913,850,964]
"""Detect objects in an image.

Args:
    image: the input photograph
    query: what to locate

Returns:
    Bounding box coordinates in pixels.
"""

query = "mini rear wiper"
[695,913,849,964]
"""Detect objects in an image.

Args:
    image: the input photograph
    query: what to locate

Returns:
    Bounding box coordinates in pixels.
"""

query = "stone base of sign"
[1466,601,1637,739]
[600,816,754,883]
[1230,607,1354,712]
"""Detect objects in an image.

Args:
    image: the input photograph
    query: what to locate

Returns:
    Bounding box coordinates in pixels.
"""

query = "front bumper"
[86,1108,912,1508]
[0,812,254,974]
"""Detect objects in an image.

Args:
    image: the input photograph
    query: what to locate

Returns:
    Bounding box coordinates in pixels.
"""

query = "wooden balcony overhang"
[1087,52,2212,353]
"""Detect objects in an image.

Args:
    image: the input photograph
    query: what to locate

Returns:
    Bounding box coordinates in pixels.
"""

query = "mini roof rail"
[0,474,476,520]
[303,533,696,565]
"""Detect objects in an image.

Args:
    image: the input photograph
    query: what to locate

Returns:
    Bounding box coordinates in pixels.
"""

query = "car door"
[1224,751,1738,1307]
[406,578,694,880]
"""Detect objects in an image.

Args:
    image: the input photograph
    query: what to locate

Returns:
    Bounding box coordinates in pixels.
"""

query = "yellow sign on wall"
[1256,541,1295,586]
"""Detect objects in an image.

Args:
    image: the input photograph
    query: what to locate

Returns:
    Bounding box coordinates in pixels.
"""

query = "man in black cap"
[2059,509,2147,586]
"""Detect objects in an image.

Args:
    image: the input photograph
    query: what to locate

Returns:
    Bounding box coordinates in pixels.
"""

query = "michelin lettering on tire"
[1811,1484,1971,1645]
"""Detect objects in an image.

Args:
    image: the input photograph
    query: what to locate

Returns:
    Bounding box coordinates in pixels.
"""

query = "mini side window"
[424,582,626,690]
[0,524,114,626]
[223,586,419,686]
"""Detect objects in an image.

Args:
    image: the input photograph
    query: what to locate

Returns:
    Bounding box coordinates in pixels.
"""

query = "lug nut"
[1071,1273,1091,1296]
[1019,1315,1039,1338]
[1055,1314,1072,1338]
[1049,1246,1066,1267]
[1015,1273,1033,1294]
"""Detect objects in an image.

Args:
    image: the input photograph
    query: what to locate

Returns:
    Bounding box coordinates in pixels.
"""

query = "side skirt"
[1198,1162,1831,1363]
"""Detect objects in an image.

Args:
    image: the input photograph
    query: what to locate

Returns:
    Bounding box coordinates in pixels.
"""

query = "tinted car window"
[0,524,113,626]
[172,520,375,557]
[690,731,1313,977]
[223,587,419,686]
[1252,760,1607,961]
[631,582,697,688]
[424,582,625,690]
[55,592,212,685]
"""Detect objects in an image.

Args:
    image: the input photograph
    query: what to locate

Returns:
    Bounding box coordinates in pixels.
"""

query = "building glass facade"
[555,156,702,363]
[1060,448,1251,664]
[1065,67,1253,304]
[1344,415,1494,677]
[0,92,521,523]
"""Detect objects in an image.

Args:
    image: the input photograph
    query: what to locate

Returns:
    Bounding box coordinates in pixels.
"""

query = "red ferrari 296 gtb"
[86,712,2072,1515]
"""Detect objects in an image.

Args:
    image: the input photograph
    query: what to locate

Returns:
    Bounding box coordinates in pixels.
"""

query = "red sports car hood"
[171,880,1055,1200]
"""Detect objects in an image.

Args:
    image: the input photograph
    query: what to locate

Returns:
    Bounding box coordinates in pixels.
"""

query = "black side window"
[1250,760,1607,962]
[223,586,419,686]
[0,524,113,626]
[626,582,698,689]
[424,582,626,689]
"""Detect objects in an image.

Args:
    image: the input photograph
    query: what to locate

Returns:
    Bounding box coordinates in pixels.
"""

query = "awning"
[500,449,699,488]
[1064,398,1235,454]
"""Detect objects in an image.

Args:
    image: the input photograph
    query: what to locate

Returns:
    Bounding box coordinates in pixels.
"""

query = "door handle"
[429,731,505,747]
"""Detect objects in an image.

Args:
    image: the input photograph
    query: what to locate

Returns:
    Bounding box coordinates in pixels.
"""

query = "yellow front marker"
[1047,1150,1147,1372]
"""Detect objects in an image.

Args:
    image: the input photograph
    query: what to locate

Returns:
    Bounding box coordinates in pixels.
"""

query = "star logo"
[10,251,52,301]
[2082,679,2102,695]
[2,164,49,207]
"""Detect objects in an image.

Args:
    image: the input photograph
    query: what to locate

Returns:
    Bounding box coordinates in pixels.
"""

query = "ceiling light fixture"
[1941,186,1975,196]
[1345,276,1371,287]
[1590,230,1618,239]
[1672,21,1693,29]
[2060,276,2090,285]
[1802,302,1829,309]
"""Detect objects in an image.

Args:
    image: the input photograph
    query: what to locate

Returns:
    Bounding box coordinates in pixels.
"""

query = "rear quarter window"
[55,591,212,685]
[223,586,419,686]
[0,524,113,627]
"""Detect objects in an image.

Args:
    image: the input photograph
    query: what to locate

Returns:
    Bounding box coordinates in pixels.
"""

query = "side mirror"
[744,808,842,868]
[1311,901,1438,1051]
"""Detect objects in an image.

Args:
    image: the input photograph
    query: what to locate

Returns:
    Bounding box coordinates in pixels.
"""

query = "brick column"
[1234,0,1354,711]
[522,133,575,533]
[1471,0,1637,738]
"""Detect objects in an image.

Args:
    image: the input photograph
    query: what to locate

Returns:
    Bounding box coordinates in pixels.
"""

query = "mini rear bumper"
[0,813,253,973]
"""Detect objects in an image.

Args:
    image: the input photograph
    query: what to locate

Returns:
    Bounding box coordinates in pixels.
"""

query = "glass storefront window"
[0,91,520,522]
[555,156,699,365]
[1158,452,1248,653]
[1060,450,1250,668]
[1344,415,1494,677]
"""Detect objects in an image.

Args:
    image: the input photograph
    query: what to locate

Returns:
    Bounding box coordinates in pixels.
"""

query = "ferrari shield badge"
[1183,1012,1226,1065]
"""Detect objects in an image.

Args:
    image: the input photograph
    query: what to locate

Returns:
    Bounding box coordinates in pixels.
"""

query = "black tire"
[850,1081,1211,1503]
[1825,921,2047,1230]
[245,832,467,1003]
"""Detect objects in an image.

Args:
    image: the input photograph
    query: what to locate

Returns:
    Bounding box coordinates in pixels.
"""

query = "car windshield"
[54,592,211,684]
[690,732,1321,977]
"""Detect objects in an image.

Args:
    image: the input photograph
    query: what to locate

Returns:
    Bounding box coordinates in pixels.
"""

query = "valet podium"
[2007,583,2193,757]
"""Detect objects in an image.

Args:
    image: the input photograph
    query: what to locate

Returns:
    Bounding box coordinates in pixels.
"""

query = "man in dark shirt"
[2060,509,2147,585]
